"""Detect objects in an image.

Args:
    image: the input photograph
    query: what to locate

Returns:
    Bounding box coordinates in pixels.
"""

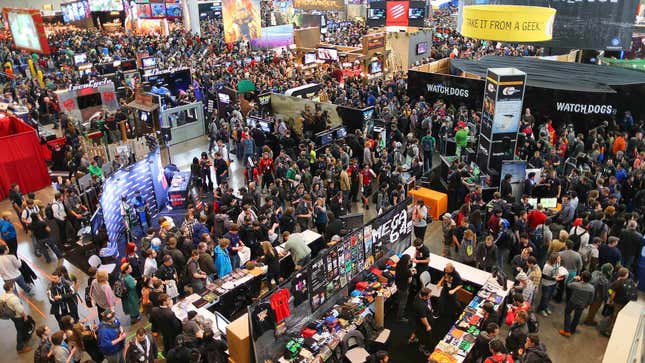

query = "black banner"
[407,70,485,110]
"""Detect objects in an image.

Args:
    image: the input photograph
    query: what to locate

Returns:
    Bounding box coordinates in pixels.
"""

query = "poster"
[271,0,294,25]
[308,255,327,310]
[368,197,413,258]
[250,24,294,49]
[222,0,262,43]
[293,0,345,11]
[492,100,522,134]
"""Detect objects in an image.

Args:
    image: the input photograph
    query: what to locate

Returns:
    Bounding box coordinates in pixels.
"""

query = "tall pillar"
[477,68,526,178]
[182,0,201,36]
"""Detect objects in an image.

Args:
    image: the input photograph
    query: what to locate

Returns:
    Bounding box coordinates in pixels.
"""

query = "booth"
[160,101,205,145]
[0,114,51,200]
[408,187,448,220]
[385,27,433,72]
[407,56,645,128]
[55,79,120,124]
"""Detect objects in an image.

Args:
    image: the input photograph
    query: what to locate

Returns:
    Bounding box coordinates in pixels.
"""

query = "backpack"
[623,278,638,302]
[112,278,126,299]
[532,225,545,248]
[588,221,605,239]
[0,299,15,319]
[590,271,609,302]
[527,311,540,333]
[569,228,586,251]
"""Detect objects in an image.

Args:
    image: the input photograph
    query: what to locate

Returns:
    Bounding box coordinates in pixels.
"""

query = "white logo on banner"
[391,4,405,19]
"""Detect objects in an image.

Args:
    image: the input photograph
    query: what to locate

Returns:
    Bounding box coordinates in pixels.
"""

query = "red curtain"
[0,115,51,200]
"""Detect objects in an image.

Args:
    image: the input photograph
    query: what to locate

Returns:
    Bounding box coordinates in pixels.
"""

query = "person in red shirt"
[527,205,547,231]
[259,152,274,192]
[360,166,376,209]
[484,339,514,363]
[488,209,502,236]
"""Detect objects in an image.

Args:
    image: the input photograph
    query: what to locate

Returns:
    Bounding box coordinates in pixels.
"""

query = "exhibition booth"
[407,56,645,129]
[385,27,433,72]
[0,114,51,200]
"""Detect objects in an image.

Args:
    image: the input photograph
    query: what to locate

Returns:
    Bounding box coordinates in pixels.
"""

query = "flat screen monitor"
[540,198,557,209]
[368,8,386,19]
[166,3,181,17]
[120,59,137,71]
[258,94,270,105]
[304,52,316,64]
[141,57,157,69]
[151,3,166,17]
[416,42,428,55]
[336,127,347,139]
[369,60,382,74]
[259,121,271,133]
[89,0,123,11]
[74,53,88,65]
[5,9,49,54]
[408,7,425,19]
[317,48,338,61]
[77,93,102,109]
[318,131,333,146]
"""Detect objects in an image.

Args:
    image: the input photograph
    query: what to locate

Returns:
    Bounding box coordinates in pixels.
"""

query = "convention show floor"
[0,135,611,362]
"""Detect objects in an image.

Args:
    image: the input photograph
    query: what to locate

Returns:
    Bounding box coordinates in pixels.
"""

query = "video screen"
[336,127,347,139]
[77,92,102,109]
[166,3,181,17]
[416,42,428,55]
[89,0,124,11]
[142,57,157,68]
[259,121,271,133]
[74,53,88,65]
[369,61,382,74]
[319,132,333,145]
[317,48,338,61]
[368,8,386,19]
[120,59,137,71]
[304,52,316,64]
[63,0,91,23]
[6,10,45,54]
[137,4,152,18]
[218,93,230,104]
[409,7,425,19]
[151,3,166,17]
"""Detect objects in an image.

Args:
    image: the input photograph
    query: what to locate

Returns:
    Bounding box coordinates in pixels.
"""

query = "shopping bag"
[165,280,179,299]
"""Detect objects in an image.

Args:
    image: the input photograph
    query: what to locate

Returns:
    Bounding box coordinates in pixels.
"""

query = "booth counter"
[408,187,448,221]
[161,101,205,145]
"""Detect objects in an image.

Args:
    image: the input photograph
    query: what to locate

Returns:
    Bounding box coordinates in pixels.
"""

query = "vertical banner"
[477,68,526,175]
[222,0,262,43]
[386,1,409,26]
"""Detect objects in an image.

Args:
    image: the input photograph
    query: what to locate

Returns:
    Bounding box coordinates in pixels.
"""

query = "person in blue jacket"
[97,310,126,363]
[193,215,210,247]
[214,238,233,278]
[0,211,18,255]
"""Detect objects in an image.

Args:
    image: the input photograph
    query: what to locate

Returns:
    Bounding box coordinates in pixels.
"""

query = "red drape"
[0,115,51,200]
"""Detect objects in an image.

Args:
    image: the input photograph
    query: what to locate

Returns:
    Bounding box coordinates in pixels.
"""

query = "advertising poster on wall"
[250,24,294,49]
[222,0,262,42]
[293,0,345,11]
[271,0,294,25]
[386,1,409,26]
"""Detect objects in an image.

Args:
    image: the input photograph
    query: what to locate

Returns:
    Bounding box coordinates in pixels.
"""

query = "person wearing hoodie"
[520,334,551,363]
[471,322,499,363]
[505,310,529,355]
[475,234,497,272]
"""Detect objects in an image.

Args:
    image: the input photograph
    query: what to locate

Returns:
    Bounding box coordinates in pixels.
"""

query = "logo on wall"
[386,1,409,26]
[502,86,520,96]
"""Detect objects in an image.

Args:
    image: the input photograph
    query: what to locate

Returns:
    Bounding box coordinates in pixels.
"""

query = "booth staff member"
[412,238,430,278]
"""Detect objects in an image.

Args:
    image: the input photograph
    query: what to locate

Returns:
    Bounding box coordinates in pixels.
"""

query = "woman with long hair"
[537,253,564,316]
[395,254,413,321]
[260,241,281,288]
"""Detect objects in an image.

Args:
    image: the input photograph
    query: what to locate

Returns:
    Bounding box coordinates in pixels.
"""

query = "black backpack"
[624,278,638,302]
[112,278,126,299]
[527,311,540,333]
[569,228,587,251]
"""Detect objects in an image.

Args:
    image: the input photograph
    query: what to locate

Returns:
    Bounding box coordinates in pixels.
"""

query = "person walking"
[0,244,33,295]
[583,263,613,326]
[29,212,63,263]
[0,281,33,353]
[89,270,116,318]
[97,310,126,363]
[120,263,141,324]
[150,293,182,354]
[0,212,18,255]
[559,271,595,337]
[47,270,79,329]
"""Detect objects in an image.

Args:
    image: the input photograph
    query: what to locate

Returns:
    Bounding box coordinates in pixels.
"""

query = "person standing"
[411,287,433,356]
[125,328,158,363]
[51,192,68,244]
[412,238,430,283]
[47,270,79,329]
[395,254,413,321]
[604,267,636,335]
[89,270,116,318]
[313,198,328,234]
[213,152,229,186]
[120,263,141,324]
[412,200,428,240]
[475,235,498,272]
[97,310,126,363]
[214,238,233,279]
[537,253,564,317]
[150,293,182,354]
[260,241,281,289]
[421,130,435,172]
[0,281,32,353]
[583,263,613,326]
[0,244,33,295]
[187,250,208,294]
[29,212,63,263]
[559,271,595,337]
[0,212,18,255]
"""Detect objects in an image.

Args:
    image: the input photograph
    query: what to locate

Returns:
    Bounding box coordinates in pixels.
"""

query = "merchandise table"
[276,229,324,278]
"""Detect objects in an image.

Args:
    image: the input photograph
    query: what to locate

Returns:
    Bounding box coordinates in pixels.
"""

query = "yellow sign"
[459,5,556,42]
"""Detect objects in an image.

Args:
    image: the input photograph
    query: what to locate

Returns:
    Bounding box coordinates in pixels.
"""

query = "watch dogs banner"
[407,70,485,109]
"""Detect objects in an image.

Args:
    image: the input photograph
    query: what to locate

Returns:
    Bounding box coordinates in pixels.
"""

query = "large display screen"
[460,0,639,49]
[89,0,124,11]
[5,9,50,54]
[317,47,338,61]
[250,24,294,49]
[416,41,428,55]
[62,0,91,24]
[222,0,262,42]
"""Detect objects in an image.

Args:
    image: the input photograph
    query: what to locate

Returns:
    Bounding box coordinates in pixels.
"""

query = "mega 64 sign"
[371,199,413,245]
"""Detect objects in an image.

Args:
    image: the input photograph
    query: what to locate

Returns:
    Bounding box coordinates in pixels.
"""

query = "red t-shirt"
[527,210,547,231]
[270,288,291,323]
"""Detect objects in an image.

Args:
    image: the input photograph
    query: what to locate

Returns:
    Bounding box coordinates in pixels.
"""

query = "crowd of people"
[0,4,641,363]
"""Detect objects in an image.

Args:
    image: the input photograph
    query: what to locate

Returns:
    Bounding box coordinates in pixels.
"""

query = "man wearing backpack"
[568,218,588,252]
[97,310,127,363]
[605,267,638,335]
[0,281,32,353]
[421,130,435,172]
[583,263,613,326]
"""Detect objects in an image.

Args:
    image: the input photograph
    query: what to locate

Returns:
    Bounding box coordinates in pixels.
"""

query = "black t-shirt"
[251,302,276,338]
[547,177,561,197]
[414,245,430,271]
[290,272,308,306]
[213,158,228,176]
[610,279,629,305]
[31,220,49,239]
[412,296,432,331]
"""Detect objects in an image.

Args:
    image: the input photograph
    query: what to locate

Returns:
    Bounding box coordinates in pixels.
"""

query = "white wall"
[0,0,64,10]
